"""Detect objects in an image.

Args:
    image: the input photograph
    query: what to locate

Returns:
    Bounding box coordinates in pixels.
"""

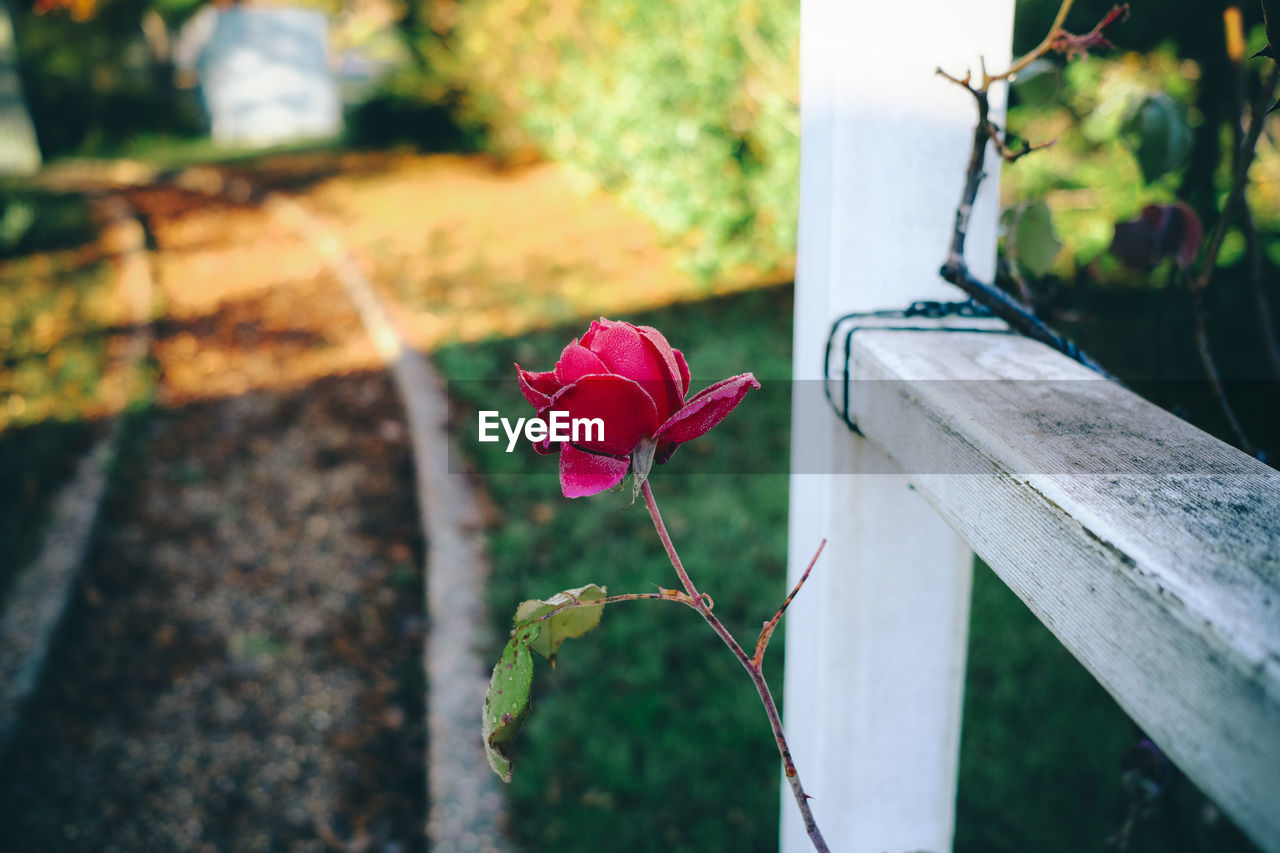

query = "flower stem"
[640,481,829,853]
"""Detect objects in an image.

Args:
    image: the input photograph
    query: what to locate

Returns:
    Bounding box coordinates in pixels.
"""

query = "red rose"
[515,318,760,498]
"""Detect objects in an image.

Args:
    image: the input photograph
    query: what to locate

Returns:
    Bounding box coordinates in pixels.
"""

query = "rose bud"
[515,318,759,498]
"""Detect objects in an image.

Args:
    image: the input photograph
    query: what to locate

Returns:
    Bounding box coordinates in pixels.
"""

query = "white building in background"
[175,2,342,147]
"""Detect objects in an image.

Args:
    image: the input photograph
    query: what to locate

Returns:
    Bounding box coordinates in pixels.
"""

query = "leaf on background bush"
[1124,94,1192,183]
[0,201,37,250]
[514,583,608,666]
[1109,203,1203,270]
[1009,201,1063,277]
[483,623,540,782]
[1010,59,1062,107]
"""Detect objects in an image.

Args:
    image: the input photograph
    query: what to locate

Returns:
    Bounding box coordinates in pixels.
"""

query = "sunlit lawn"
[0,193,145,606]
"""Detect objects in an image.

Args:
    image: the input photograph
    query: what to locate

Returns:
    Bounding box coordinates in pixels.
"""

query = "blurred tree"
[0,0,41,174]
[419,0,800,284]
[10,0,208,157]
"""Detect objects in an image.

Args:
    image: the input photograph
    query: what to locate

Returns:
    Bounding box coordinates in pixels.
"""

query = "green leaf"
[1125,94,1192,183]
[514,584,608,665]
[1011,201,1063,278]
[1010,58,1061,107]
[482,623,540,782]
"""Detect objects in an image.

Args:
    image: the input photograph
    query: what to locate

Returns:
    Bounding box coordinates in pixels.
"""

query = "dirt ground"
[0,149,776,850]
[0,164,431,851]
[0,373,426,852]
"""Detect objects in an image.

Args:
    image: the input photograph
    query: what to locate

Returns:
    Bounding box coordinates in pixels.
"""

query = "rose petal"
[515,364,560,409]
[559,444,630,498]
[555,341,609,385]
[588,321,682,422]
[633,323,688,409]
[672,348,691,398]
[580,319,605,348]
[585,321,647,373]
[549,374,661,456]
[653,373,760,447]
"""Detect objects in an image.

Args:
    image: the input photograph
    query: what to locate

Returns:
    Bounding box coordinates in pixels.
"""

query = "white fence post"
[783,2,1014,851]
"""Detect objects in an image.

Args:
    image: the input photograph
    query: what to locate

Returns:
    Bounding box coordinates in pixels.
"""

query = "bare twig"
[938,87,1115,377]
[1191,288,1257,454]
[936,0,1128,381]
[752,539,825,668]
[1190,64,1279,294]
[986,120,1057,163]
[1224,5,1280,383]
[641,482,829,853]
[1002,205,1037,307]
[1048,3,1130,62]
[1181,13,1280,456]
[510,501,829,852]
[1000,0,1076,82]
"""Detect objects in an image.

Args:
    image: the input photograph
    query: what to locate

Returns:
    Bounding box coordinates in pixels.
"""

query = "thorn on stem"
[752,539,827,666]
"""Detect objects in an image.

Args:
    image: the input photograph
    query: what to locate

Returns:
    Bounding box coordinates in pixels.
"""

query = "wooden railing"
[782,1,1280,852]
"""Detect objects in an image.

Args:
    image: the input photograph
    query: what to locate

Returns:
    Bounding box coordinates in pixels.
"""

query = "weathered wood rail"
[783,1,1280,851]
[846,324,1279,848]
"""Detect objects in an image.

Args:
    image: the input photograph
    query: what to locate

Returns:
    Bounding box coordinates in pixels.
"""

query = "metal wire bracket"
[823,299,1008,434]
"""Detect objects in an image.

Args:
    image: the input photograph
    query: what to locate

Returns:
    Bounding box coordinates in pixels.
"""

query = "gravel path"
[0,183,428,851]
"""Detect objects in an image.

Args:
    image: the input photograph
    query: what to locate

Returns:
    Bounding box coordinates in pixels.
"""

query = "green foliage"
[430,0,799,283]
[1003,44,1209,279]
[0,237,115,607]
[514,584,609,667]
[0,200,36,251]
[12,0,204,158]
[1124,93,1193,184]
[1005,200,1063,278]
[0,190,94,258]
[483,623,540,782]
[486,584,609,782]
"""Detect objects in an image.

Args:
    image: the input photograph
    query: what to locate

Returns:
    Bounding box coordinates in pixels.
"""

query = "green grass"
[0,217,158,611]
[91,134,347,173]
[957,559,1136,850]
[0,246,116,607]
[437,287,794,851]
[435,284,1258,852]
[959,561,1258,853]
[0,190,96,260]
